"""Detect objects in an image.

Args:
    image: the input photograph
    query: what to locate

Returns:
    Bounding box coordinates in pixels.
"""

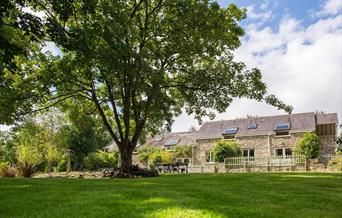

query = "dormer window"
[164,139,179,151]
[275,123,291,136]
[248,123,257,129]
[223,128,238,134]
[165,139,179,146]
[274,123,291,131]
[222,128,238,139]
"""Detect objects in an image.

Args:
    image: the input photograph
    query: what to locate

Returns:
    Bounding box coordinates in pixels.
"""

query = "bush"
[294,132,320,159]
[83,150,118,171]
[137,146,161,164]
[174,145,192,158]
[54,157,70,172]
[137,146,174,167]
[0,162,16,177]
[148,150,173,167]
[16,145,43,177]
[213,140,242,162]
[45,145,63,173]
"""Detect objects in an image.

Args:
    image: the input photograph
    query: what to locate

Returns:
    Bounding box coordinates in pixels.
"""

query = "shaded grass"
[0,173,341,218]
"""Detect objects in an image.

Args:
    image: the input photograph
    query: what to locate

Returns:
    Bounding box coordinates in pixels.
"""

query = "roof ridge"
[202,112,316,124]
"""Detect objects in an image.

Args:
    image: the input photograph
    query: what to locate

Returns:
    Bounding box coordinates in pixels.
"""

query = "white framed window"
[206,151,215,163]
[275,148,292,156]
[243,149,255,157]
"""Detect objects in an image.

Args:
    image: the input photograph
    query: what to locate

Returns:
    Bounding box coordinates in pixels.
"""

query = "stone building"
[142,131,197,164]
[193,112,338,165]
[104,130,197,165]
[105,112,338,167]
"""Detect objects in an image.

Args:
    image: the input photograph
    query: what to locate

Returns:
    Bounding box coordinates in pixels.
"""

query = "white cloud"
[245,5,273,23]
[172,2,342,132]
[316,0,342,16]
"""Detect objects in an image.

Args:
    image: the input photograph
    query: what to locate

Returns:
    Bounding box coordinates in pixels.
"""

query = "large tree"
[0,0,292,173]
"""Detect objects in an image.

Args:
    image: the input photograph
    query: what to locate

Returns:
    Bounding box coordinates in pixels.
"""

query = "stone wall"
[237,135,269,156]
[270,132,303,155]
[319,135,336,155]
[193,139,219,165]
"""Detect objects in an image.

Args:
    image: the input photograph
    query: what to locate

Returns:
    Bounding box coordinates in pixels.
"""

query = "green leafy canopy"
[1,0,292,171]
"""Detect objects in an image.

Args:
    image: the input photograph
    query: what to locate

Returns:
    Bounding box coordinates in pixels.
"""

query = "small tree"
[214,140,242,162]
[16,145,43,177]
[294,132,320,159]
[45,145,63,173]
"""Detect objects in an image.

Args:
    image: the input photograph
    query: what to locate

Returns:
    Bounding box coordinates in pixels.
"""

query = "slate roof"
[196,112,338,139]
[145,131,197,147]
[104,131,197,151]
[316,113,338,125]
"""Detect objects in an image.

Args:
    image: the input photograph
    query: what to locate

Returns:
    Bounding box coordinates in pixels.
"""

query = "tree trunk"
[120,149,133,174]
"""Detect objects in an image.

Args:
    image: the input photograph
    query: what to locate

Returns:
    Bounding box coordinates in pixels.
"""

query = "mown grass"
[0,173,341,218]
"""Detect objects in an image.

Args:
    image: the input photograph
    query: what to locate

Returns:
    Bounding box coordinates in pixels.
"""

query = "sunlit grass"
[0,173,341,218]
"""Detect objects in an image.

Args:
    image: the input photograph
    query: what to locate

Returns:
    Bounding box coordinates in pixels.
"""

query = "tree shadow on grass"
[0,173,342,218]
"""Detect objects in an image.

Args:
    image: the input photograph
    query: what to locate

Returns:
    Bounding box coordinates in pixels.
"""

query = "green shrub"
[137,146,161,164]
[213,140,242,162]
[16,145,43,177]
[148,150,173,166]
[137,146,174,167]
[83,150,118,170]
[294,132,320,159]
[174,145,192,158]
[55,157,69,172]
[45,145,63,173]
[0,162,16,177]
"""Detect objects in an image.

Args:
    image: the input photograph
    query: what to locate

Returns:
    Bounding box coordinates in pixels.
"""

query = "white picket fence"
[224,155,306,168]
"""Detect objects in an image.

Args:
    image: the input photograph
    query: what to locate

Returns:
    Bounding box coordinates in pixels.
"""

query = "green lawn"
[0,173,341,218]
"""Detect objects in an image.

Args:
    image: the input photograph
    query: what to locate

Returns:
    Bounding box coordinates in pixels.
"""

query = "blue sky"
[172,0,342,132]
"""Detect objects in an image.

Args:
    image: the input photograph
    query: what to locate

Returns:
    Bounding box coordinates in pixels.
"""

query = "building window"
[206,151,214,163]
[165,139,179,146]
[274,123,291,131]
[224,135,235,140]
[275,148,292,156]
[248,123,257,129]
[223,128,238,134]
[275,131,290,136]
[243,149,255,157]
[285,148,292,156]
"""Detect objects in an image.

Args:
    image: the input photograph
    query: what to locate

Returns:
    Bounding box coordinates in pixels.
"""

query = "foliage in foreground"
[294,132,320,159]
[214,140,242,162]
